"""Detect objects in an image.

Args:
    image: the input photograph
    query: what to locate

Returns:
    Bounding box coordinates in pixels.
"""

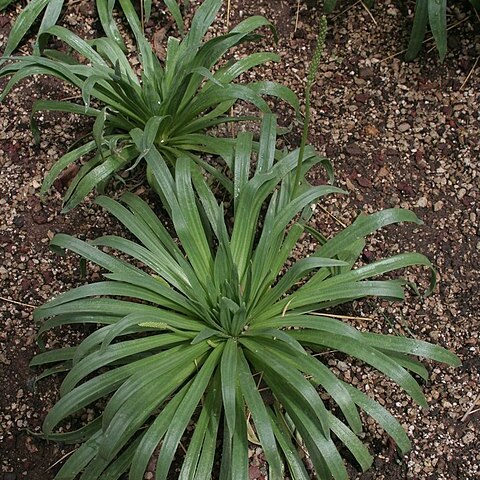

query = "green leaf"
[178,372,221,479]
[173,157,214,286]
[233,131,253,211]
[118,192,185,259]
[93,106,107,152]
[253,314,363,340]
[317,209,423,259]
[186,83,271,121]
[243,328,306,355]
[344,382,411,453]
[191,327,225,345]
[221,338,238,438]
[99,434,143,480]
[292,329,428,407]
[42,348,177,434]
[39,26,108,65]
[428,0,447,61]
[383,351,429,380]
[187,371,223,479]
[362,332,461,366]
[244,340,331,438]
[184,0,222,51]
[238,350,283,478]
[32,364,72,386]
[40,416,102,445]
[219,382,249,479]
[263,280,408,319]
[470,0,480,10]
[61,334,185,395]
[41,280,172,312]
[62,149,132,212]
[307,252,434,295]
[90,38,139,85]
[129,381,191,480]
[44,233,140,277]
[253,256,348,313]
[30,347,76,366]
[97,349,208,463]
[256,113,277,174]
[405,0,429,61]
[0,0,49,62]
[165,0,185,36]
[250,80,300,117]
[213,52,280,86]
[262,367,348,480]
[53,430,102,479]
[230,15,277,44]
[328,412,373,472]
[35,0,66,53]
[269,408,310,480]
[155,345,223,480]
[143,0,152,22]
[245,334,362,434]
[94,197,194,294]
[97,0,126,50]
[0,0,15,11]
[324,0,338,14]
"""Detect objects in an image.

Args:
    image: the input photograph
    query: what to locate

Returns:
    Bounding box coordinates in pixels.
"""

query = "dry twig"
[360,0,377,26]
[459,56,479,91]
[382,15,471,63]
[0,296,36,309]
[46,449,76,472]
[295,0,301,32]
[333,0,361,21]
[310,311,375,322]
[318,204,347,228]
[461,393,480,422]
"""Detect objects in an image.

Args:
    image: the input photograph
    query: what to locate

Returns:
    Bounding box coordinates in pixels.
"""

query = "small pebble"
[337,361,348,372]
[416,197,428,208]
[462,432,475,444]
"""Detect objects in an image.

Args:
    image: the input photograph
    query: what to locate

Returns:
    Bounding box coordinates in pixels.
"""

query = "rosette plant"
[0,0,298,211]
[322,0,480,62]
[32,115,459,479]
[1,0,182,60]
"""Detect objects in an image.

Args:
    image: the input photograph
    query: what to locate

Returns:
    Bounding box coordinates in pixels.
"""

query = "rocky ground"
[0,0,479,479]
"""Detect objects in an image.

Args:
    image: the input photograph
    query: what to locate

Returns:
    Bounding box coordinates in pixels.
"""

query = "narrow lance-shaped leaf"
[405,0,429,61]
[155,345,224,480]
[428,0,447,61]
[237,350,284,478]
[0,0,49,62]
[221,338,238,438]
[97,0,127,51]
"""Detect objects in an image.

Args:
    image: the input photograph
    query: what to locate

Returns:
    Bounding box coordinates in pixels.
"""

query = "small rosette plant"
[32,115,459,479]
[1,0,163,59]
[0,0,298,211]
[323,0,480,62]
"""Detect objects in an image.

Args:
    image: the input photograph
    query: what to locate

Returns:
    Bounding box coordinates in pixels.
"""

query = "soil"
[0,0,479,479]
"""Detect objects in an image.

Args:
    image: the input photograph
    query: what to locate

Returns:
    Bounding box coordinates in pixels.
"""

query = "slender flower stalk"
[292,15,328,200]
